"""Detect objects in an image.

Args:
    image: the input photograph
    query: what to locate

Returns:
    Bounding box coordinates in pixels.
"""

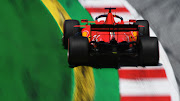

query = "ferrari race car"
[62,8,159,66]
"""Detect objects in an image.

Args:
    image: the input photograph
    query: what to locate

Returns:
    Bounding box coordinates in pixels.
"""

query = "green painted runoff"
[0,0,72,101]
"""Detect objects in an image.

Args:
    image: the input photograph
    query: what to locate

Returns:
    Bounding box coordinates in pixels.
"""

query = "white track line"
[120,78,170,96]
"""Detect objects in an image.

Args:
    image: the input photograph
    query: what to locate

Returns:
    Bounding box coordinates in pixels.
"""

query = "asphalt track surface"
[127,0,180,94]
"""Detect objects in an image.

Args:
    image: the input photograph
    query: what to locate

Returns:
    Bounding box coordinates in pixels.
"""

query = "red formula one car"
[63,8,159,67]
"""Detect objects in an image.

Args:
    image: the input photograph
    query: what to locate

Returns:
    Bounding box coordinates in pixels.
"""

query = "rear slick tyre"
[139,37,159,66]
[68,36,89,66]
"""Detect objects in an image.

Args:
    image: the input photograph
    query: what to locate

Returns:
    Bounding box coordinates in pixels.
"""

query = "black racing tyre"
[135,20,150,37]
[63,20,80,49]
[68,36,89,65]
[138,37,159,66]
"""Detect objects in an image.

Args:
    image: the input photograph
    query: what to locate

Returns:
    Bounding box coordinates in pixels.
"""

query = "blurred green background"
[0,0,72,101]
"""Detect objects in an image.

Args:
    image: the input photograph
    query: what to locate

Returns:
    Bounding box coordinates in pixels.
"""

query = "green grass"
[0,0,72,101]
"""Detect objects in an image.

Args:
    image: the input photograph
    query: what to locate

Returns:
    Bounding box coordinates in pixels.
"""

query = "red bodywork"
[78,11,139,43]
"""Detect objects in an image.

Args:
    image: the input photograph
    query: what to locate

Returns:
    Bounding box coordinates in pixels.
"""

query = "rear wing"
[91,24,139,32]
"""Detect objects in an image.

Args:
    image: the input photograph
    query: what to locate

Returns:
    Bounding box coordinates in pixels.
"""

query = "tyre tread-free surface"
[68,36,89,65]
[139,37,159,66]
